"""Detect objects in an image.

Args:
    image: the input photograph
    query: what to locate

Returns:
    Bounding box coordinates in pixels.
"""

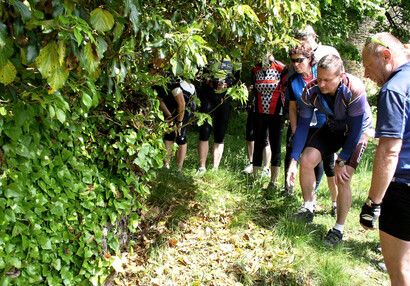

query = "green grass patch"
[124,110,389,286]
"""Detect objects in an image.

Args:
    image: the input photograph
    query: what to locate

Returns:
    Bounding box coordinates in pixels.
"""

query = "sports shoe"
[243,163,253,174]
[195,166,206,176]
[292,207,315,223]
[324,228,343,246]
[281,185,294,196]
[377,262,387,272]
[264,181,278,192]
[261,167,270,177]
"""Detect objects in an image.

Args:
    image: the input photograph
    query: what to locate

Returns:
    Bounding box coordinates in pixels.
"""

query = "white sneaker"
[195,166,206,176]
[243,163,253,174]
[261,167,270,177]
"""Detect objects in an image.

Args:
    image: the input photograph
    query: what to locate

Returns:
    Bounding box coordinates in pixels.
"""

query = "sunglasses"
[366,37,389,49]
[291,57,307,63]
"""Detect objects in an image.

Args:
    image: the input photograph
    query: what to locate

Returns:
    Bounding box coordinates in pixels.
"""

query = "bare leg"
[327,176,338,202]
[198,140,209,168]
[246,140,254,163]
[212,142,224,169]
[299,147,322,202]
[175,143,187,171]
[270,166,280,183]
[335,166,355,225]
[380,230,410,286]
[253,166,261,178]
[263,145,271,170]
[164,140,174,167]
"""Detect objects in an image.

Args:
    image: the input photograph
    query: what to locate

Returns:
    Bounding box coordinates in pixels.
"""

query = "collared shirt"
[375,61,410,183]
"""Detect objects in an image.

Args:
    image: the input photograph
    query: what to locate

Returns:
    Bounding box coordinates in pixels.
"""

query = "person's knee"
[300,154,317,169]
[176,136,187,145]
[199,124,211,141]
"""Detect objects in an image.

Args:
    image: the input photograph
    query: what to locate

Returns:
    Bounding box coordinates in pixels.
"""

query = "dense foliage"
[0,0,389,285]
[375,0,410,43]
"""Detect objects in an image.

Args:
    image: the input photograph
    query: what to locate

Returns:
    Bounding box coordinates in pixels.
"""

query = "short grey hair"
[295,25,316,40]
[318,54,344,75]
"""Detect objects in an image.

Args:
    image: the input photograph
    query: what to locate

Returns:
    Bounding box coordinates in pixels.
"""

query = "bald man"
[361,33,410,285]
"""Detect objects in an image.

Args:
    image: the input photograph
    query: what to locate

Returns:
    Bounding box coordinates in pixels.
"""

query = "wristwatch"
[366,197,381,207]
[335,159,345,167]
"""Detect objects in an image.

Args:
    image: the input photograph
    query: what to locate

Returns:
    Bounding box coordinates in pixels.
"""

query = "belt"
[392,177,410,187]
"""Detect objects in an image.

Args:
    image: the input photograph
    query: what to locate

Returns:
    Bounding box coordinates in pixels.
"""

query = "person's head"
[288,41,316,75]
[295,25,318,49]
[362,32,409,87]
[262,52,275,70]
[317,54,344,96]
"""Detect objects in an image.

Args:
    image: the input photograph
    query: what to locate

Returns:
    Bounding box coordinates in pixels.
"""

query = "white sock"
[332,201,337,208]
[303,201,315,212]
[334,223,344,233]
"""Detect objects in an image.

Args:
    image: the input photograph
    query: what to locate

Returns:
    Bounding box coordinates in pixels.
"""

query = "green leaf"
[0,22,7,47]
[26,44,39,64]
[82,42,100,73]
[4,126,22,141]
[55,107,66,123]
[49,104,55,118]
[96,36,108,58]
[36,41,58,79]
[10,0,31,22]
[58,41,66,66]
[37,235,52,250]
[170,56,184,76]
[5,208,16,222]
[47,62,69,92]
[113,22,124,41]
[73,28,83,46]
[50,201,65,217]
[81,91,93,109]
[90,8,114,32]
[0,60,16,85]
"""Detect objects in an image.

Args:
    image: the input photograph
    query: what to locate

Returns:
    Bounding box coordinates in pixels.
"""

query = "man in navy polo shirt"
[361,32,410,286]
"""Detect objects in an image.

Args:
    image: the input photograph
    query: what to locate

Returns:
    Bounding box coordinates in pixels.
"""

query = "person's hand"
[286,159,298,188]
[360,203,380,230]
[175,120,183,135]
[335,164,350,185]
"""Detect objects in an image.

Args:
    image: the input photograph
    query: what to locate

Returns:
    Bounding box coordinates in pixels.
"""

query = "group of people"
[155,27,410,285]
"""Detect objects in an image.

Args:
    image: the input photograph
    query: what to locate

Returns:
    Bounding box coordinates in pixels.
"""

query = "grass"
[117,109,389,286]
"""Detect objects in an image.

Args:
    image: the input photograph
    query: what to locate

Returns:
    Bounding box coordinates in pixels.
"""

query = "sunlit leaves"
[0,60,16,85]
[82,42,100,74]
[35,41,69,92]
[90,8,114,32]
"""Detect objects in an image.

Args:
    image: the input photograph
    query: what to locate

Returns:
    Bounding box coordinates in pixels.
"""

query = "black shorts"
[307,124,368,169]
[379,182,410,241]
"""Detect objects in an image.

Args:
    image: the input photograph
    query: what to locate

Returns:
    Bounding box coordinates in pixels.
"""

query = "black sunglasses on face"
[291,57,307,63]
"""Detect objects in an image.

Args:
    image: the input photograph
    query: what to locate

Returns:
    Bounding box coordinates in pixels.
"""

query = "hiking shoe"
[331,205,337,217]
[195,166,206,176]
[292,207,315,223]
[243,163,253,174]
[264,181,278,192]
[377,262,387,272]
[281,186,294,197]
[324,228,343,246]
[261,167,270,177]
